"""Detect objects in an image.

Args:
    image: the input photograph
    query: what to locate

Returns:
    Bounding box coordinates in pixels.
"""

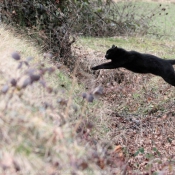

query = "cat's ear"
[112,45,117,49]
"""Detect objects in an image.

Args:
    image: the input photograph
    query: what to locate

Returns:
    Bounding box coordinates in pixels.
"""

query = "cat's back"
[129,50,162,61]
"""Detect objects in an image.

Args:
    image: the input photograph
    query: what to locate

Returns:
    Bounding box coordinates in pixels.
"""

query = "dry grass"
[0,25,116,175]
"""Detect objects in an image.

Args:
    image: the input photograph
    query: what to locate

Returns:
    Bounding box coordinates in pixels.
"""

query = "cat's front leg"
[91,62,118,70]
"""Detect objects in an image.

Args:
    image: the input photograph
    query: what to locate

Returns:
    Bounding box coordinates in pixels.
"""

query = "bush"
[0,0,75,67]
[68,0,168,37]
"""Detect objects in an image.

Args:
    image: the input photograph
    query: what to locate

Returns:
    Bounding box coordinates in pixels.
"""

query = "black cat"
[91,45,175,86]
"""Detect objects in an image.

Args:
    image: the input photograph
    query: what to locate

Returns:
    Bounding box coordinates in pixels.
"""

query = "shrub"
[0,0,75,67]
[68,0,168,37]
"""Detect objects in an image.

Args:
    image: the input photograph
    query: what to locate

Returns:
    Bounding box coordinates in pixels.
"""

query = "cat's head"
[105,45,125,60]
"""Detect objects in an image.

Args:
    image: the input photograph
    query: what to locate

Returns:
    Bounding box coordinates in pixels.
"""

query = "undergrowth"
[0,25,119,175]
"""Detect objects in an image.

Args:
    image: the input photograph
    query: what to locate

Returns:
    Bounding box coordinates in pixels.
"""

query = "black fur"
[91,45,175,86]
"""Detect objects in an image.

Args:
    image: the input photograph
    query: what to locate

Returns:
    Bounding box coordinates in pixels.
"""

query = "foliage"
[0,0,75,67]
[68,0,168,37]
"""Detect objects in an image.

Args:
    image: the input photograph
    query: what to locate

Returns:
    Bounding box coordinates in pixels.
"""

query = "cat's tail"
[168,60,175,65]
